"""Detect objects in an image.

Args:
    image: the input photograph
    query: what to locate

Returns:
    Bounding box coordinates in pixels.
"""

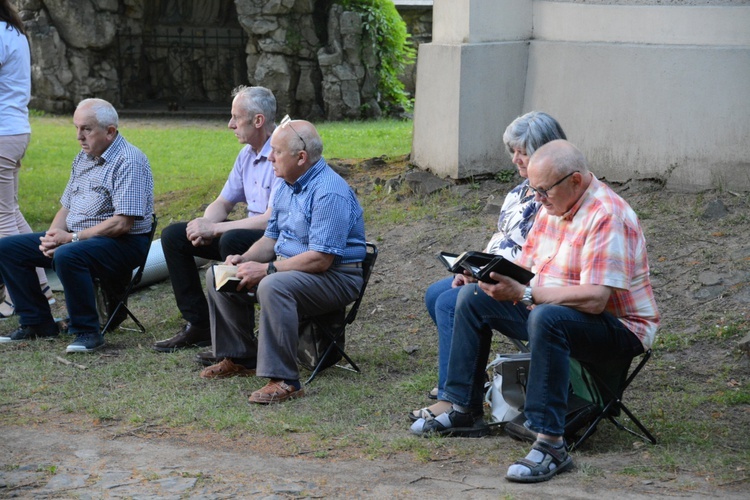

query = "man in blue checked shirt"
[0,98,154,353]
[201,118,366,403]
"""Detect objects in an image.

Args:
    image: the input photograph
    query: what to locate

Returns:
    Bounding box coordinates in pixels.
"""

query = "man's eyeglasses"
[529,171,578,198]
[279,115,306,152]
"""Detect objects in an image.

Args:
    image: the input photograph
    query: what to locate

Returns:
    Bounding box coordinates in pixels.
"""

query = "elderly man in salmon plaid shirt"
[411,140,660,484]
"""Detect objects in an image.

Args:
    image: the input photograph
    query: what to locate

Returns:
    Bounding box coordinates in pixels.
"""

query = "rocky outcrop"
[15,0,425,118]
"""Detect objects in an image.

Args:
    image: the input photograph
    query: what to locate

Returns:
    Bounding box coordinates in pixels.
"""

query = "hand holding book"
[438,251,534,285]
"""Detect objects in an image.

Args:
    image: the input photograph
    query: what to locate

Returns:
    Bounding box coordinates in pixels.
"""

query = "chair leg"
[609,402,658,445]
[101,299,145,334]
[305,339,361,385]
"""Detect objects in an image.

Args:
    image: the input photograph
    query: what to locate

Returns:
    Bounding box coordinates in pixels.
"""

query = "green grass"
[20,116,413,231]
[3,116,750,490]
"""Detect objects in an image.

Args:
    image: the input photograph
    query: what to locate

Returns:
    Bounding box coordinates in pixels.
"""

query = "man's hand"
[478,273,525,302]
[235,261,268,291]
[186,218,217,247]
[39,228,72,258]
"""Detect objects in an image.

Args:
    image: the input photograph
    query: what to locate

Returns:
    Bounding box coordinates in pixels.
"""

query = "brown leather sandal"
[199,358,255,379]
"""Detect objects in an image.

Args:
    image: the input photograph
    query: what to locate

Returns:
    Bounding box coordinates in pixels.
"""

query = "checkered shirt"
[61,133,154,234]
[265,158,366,264]
[518,176,660,348]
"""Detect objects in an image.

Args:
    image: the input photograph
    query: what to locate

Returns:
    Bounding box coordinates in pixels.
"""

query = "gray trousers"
[206,265,363,380]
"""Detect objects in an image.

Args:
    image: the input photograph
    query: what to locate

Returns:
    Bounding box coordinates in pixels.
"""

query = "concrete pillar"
[411,0,532,179]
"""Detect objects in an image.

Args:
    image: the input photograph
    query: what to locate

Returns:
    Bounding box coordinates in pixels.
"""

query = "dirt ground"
[2,155,750,498]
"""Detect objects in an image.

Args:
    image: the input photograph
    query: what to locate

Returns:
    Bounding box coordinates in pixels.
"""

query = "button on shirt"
[220,138,281,217]
[265,158,366,265]
[61,133,154,235]
[517,176,660,349]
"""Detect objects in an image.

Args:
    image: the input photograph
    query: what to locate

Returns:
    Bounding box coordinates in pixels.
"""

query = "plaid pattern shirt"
[518,175,660,348]
[265,158,366,265]
[61,133,154,234]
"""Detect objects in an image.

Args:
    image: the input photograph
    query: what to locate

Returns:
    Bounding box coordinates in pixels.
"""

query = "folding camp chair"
[99,214,158,334]
[303,242,378,385]
[568,349,657,451]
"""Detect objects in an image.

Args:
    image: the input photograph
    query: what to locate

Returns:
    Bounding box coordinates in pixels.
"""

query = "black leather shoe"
[0,324,59,343]
[152,323,211,352]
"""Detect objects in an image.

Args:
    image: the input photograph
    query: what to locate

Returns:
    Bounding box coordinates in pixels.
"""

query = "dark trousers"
[0,231,149,334]
[161,222,264,327]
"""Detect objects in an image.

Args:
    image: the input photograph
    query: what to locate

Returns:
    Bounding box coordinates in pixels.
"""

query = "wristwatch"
[266,261,277,275]
[71,232,79,243]
[520,286,534,306]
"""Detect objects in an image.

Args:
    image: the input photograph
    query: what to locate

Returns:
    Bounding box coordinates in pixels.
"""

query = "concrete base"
[412,41,528,179]
[525,42,750,191]
[412,0,750,191]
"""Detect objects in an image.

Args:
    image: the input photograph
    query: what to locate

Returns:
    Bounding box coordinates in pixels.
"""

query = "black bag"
[297,309,346,371]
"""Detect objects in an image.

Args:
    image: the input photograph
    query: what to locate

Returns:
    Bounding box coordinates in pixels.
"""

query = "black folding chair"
[99,214,158,334]
[303,242,378,385]
[568,349,657,451]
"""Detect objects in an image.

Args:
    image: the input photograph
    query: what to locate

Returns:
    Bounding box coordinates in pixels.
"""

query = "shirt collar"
[255,134,273,163]
[92,133,122,166]
[561,173,597,221]
[288,157,326,193]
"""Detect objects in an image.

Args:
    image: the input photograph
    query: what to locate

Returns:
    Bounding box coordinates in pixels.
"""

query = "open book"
[438,251,534,284]
[213,264,242,292]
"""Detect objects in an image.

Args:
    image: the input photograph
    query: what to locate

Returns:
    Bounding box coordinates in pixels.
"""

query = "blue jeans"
[424,276,463,399]
[0,231,149,334]
[444,283,644,436]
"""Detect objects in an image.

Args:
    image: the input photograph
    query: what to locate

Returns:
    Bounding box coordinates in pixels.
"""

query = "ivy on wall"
[338,0,416,113]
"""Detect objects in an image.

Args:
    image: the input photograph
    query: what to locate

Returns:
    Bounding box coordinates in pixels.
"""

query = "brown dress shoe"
[248,380,305,404]
[152,323,211,352]
[200,358,255,379]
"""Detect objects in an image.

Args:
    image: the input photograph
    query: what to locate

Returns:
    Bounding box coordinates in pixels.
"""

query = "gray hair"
[503,111,566,157]
[77,98,118,128]
[232,85,277,131]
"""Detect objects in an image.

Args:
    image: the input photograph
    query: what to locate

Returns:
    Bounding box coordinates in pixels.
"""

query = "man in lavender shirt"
[153,86,281,352]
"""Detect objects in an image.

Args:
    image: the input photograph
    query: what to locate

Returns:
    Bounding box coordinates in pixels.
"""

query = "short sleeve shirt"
[265,158,366,264]
[61,134,154,234]
[518,176,660,348]
[219,138,280,216]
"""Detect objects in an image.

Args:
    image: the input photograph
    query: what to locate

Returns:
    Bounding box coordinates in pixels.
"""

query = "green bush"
[339,0,416,114]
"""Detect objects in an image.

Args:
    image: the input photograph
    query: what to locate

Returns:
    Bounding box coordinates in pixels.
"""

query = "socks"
[283,379,301,390]
[507,438,565,478]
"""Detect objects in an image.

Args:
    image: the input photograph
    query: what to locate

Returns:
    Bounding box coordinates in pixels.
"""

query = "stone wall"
[15,0,423,119]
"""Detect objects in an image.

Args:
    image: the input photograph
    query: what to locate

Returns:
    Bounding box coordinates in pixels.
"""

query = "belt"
[276,255,362,269]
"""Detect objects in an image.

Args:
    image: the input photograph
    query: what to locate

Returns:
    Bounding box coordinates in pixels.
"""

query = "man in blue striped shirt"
[0,98,154,353]
[202,119,366,403]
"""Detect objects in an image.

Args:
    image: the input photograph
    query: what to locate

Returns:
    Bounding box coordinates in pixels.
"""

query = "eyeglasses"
[529,171,578,198]
[279,115,306,151]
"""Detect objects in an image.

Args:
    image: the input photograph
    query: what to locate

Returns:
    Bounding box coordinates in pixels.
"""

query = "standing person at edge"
[200,118,366,403]
[411,140,659,484]
[0,98,154,353]
[0,0,54,318]
[153,86,281,353]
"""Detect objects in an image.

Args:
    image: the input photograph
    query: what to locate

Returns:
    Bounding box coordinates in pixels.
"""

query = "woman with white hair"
[412,111,567,421]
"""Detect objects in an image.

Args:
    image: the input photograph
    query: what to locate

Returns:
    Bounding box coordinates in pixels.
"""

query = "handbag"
[487,351,605,440]
[485,353,531,424]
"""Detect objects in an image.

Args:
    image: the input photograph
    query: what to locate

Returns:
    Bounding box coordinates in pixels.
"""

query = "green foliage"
[338,0,416,114]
